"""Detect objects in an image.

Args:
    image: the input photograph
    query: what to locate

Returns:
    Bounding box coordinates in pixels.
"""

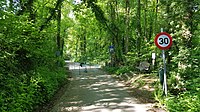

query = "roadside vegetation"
[0,1,67,111]
[1,0,199,112]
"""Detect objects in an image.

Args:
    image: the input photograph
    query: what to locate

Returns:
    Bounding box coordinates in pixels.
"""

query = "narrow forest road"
[50,62,154,112]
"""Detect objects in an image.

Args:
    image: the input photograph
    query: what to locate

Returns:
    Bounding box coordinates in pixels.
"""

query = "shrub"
[0,67,67,112]
[165,92,200,112]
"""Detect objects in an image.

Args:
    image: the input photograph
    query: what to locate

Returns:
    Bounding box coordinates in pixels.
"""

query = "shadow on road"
[49,62,153,112]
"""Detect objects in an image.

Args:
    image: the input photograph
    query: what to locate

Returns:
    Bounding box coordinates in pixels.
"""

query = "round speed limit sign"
[154,32,172,50]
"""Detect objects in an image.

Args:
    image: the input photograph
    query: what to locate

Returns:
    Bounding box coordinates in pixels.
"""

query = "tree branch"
[85,1,117,37]
[39,0,64,32]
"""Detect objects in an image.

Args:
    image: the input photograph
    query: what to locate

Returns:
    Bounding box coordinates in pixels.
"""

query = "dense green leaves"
[68,0,200,111]
[0,0,199,111]
[0,0,68,111]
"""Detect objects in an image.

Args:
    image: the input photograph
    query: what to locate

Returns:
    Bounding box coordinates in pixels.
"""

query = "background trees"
[0,0,69,111]
[0,0,199,111]
[66,0,200,111]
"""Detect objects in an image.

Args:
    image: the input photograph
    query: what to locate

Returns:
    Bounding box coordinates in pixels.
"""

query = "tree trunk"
[57,3,61,51]
[144,0,148,41]
[83,30,87,61]
[154,0,159,32]
[109,1,124,66]
[136,0,142,55]
[124,0,130,54]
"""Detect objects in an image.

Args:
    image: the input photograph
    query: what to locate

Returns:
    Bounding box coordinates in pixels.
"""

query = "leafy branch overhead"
[0,0,199,111]
[83,0,118,37]
[40,0,64,31]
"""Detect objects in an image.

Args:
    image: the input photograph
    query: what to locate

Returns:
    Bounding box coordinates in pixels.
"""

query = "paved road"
[50,62,152,112]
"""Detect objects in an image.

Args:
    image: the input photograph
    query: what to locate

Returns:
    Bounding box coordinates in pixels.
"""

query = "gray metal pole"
[161,28,167,96]
[162,50,167,96]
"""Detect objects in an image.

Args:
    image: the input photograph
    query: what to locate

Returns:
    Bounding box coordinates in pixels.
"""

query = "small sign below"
[109,45,114,53]
[152,53,156,60]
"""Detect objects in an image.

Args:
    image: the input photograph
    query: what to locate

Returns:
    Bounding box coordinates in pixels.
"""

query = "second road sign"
[154,32,172,50]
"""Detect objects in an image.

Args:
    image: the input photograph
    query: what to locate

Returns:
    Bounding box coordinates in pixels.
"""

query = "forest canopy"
[0,0,200,111]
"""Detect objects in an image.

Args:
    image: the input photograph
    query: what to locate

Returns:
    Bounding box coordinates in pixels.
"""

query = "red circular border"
[154,32,173,50]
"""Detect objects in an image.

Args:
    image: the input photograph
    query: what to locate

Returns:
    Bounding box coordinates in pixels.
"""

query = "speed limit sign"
[154,32,172,50]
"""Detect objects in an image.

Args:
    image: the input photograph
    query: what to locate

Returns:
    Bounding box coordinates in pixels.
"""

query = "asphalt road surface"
[50,62,153,112]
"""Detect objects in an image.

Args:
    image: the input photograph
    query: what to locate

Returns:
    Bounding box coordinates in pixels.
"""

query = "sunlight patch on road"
[65,61,101,70]
[52,61,155,112]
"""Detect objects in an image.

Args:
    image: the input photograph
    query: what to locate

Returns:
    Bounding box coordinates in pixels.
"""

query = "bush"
[0,12,68,111]
[115,66,131,75]
[165,92,200,112]
[103,66,119,74]
[0,67,66,112]
[103,66,132,76]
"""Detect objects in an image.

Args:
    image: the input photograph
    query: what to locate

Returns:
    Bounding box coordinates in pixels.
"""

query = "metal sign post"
[154,28,173,96]
[161,28,167,96]
[162,50,167,96]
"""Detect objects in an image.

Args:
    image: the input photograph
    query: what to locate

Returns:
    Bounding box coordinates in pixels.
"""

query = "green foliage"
[0,67,66,112]
[103,67,119,75]
[133,79,146,88]
[165,92,200,112]
[115,66,132,75]
[103,66,132,76]
[1,0,199,111]
[0,2,68,111]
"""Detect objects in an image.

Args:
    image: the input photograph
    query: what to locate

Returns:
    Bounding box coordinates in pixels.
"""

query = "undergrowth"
[0,66,67,112]
[105,65,200,112]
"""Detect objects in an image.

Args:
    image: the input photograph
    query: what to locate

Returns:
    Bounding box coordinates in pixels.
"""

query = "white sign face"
[157,35,170,47]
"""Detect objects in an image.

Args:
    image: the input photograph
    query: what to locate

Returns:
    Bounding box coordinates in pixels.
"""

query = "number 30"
[159,38,169,45]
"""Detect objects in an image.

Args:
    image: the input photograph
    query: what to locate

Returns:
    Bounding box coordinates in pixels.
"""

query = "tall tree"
[136,0,142,55]
[56,0,65,56]
[124,0,131,54]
